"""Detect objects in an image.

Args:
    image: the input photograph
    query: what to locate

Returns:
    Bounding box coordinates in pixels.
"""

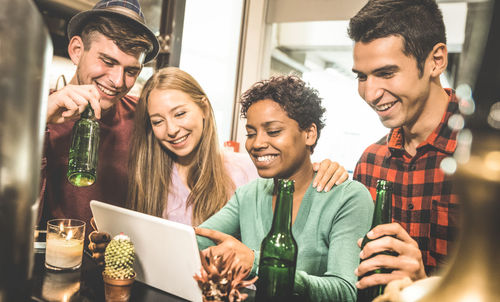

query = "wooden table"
[30,250,256,302]
[30,250,191,301]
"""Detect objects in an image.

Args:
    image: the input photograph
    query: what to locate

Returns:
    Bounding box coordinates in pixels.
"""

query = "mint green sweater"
[198,178,373,302]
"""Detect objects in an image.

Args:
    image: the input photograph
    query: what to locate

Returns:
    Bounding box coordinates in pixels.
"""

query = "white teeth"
[376,101,396,111]
[172,136,187,144]
[97,84,118,96]
[256,155,277,162]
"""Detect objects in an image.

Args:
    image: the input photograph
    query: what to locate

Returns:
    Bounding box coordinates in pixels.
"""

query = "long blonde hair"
[127,67,235,225]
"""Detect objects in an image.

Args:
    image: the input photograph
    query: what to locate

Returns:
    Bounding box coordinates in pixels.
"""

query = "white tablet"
[90,200,202,302]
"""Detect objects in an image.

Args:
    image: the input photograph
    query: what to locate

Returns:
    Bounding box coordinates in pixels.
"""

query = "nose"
[108,66,125,88]
[165,120,180,138]
[360,76,383,105]
[251,132,268,150]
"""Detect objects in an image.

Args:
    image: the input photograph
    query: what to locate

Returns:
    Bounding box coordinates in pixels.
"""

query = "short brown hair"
[80,15,152,58]
[348,0,446,76]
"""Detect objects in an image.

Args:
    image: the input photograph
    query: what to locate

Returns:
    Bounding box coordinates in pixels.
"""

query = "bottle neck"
[362,182,392,248]
[370,188,392,228]
[270,181,294,234]
[80,104,95,119]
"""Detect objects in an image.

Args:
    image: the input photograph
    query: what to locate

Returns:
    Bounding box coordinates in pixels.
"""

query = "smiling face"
[148,88,206,164]
[70,32,145,111]
[245,99,316,179]
[352,35,433,129]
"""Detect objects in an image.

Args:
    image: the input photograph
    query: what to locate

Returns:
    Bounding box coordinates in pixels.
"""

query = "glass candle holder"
[45,219,85,271]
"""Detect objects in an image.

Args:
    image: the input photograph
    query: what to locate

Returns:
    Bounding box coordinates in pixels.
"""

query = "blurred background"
[33,0,485,174]
[1,0,499,300]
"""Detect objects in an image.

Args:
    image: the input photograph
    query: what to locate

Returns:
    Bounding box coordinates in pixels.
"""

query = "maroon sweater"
[39,96,137,231]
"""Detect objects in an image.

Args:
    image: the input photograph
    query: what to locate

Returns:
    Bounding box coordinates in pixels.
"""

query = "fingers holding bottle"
[47,84,101,124]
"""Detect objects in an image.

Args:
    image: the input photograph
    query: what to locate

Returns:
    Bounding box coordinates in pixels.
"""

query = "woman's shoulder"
[334,179,370,193]
[320,179,373,208]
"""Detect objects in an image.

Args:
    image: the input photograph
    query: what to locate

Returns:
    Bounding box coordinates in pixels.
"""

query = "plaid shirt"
[354,89,460,275]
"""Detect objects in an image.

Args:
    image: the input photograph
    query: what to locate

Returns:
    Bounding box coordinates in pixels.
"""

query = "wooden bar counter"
[30,250,256,302]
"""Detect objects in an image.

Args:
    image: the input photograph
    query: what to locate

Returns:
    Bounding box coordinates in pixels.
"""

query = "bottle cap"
[278,179,295,193]
[376,179,393,191]
[81,104,95,119]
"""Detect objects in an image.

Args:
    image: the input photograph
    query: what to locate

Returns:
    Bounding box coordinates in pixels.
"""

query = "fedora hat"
[67,0,159,63]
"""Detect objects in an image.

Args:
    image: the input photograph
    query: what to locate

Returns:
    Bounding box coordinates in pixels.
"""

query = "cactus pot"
[102,272,136,302]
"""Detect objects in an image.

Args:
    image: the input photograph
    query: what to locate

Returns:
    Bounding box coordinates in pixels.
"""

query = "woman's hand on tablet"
[195,228,254,275]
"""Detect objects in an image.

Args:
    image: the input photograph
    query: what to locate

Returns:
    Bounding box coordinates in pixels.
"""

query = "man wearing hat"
[39,0,159,230]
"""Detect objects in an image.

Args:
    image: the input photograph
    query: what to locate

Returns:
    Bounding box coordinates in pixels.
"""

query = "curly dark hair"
[240,75,325,152]
[348,0,446,76]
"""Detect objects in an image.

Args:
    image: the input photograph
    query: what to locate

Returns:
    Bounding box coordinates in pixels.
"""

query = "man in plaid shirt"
[348,0,460,291]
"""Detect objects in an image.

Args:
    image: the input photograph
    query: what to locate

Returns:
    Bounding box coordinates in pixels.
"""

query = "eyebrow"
[98,53,119,64]
[149,104,186,118]
[98,53,142,71]
[149,113,162,119]
[352,64,400,75]
[246,120,284,129]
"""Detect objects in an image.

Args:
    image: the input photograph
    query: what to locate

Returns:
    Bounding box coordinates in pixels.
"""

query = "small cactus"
[103,233,135,280]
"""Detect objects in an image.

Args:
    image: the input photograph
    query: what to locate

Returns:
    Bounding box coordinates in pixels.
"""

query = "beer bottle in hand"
[67,104,100,187]
[358,179,394,302]
[256,179,298,302]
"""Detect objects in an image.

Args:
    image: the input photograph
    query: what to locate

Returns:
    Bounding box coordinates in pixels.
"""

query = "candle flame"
[66,230,73,240]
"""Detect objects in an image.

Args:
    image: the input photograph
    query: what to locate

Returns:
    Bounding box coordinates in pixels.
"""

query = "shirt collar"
[387,88,458,155]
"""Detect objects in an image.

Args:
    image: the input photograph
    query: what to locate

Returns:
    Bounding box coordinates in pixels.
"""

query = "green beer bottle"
[67,104,100,187]
[256,179,298,302]
[358,179,394,302]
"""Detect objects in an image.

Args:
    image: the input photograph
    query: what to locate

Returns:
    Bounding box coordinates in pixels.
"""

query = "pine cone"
[194,251,257,302]
[103,233,135,280]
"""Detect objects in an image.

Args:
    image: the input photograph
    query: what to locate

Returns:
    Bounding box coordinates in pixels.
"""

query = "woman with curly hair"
[196,75,374,301]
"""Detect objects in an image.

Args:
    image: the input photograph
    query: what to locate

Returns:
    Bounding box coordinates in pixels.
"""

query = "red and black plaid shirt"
[354,89,460,275]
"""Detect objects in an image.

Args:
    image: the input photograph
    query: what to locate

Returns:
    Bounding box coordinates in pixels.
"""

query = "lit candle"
[45,219,85,271]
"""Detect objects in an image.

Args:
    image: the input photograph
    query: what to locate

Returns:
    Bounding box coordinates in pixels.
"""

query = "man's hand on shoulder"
[312,159,349,192]
[46,84,101,124]
[355,223,427,289]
